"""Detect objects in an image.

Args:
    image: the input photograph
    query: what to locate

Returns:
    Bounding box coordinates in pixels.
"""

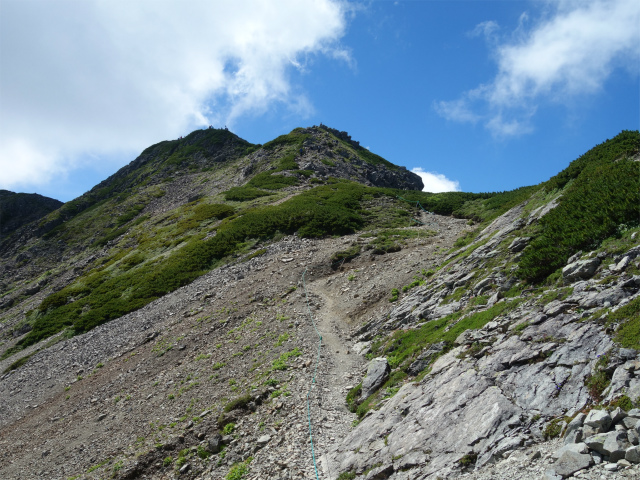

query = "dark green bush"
[247,172,298,190]
[191,203,235,221]
[330,245,361,267]
[518,157,639,282]
[223,187,273,201]
[224,394,253,412]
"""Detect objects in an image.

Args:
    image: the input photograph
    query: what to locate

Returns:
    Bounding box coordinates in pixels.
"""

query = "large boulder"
[361,358,390,399]
[552,449,593,478]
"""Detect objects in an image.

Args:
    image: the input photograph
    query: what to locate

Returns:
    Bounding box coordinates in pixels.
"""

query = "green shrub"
[247,172,298,190]
[337,473,356,480]
[330,245,361,267]
[224,187,273,201]
[543,418,565,440]
[518,132,639,282]
[609,395,636,411]
[585,353,612,402]
[346,383,362,413]
[224,394,252,413]
[458,453,478,466]
[271,348,302,371]
[191,203,235,221]
[226,457,252,480]
[389,288,400,302]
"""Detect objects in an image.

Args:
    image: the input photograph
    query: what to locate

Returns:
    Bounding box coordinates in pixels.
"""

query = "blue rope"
[303,268,322,480]
[396,195,436,226]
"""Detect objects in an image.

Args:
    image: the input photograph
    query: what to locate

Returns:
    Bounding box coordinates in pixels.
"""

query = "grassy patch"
[606,297,640,349]
[372,300,521,372]
[330,245,361,267]
[271,348,302,371]
[226,457,252,480]
[247,172,299,190]
[2,352,36,374]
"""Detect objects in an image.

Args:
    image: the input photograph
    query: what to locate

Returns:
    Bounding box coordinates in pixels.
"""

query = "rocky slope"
[0,211,468,480]
[0,125,423,360]
[0,129,639,480]
[322,201,640,480]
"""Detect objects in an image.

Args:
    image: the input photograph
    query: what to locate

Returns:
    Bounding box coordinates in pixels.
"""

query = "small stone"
[564,427,583,445]
[179,463,190,473]
[617,459,631,467]
[592,451,603,465]
[529,450,542,462]
[360,357,390,399]
[256,435,271,447]
[97,413,107,422]
[207,434,223,454]
[603,463,619,472]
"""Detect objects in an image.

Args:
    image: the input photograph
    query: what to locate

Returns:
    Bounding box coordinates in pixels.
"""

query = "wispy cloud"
[436,0,640,137]
[411,168,461,193]
[0,0,350,191]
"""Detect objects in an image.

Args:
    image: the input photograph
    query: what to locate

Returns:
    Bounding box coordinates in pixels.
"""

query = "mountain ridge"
[0,128,639,480]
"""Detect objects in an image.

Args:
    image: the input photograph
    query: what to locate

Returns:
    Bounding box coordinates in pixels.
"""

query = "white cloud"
[468,20,500,41]
[411,168,461,193]
[0,0,349,191]
[437,0,640,137]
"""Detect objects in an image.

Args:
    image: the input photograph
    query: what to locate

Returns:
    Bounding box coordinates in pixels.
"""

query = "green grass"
[271,348,302,371]
[372,300,521,372]
[606,297,640,349]
[226,457,252,480]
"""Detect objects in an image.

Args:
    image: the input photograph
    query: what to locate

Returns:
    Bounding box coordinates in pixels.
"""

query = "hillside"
[0,128,639,480]
[0,190,62,237]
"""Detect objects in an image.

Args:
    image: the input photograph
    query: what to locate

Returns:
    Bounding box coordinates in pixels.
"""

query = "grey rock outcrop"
[361,357,390,399]
[562,257,601,283]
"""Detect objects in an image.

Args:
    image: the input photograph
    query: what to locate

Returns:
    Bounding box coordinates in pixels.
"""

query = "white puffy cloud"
[0,0,349,191]
[436,0,640,137]
[411,168,461,193]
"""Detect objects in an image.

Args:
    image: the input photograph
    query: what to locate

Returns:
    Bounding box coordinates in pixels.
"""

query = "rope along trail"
[396,195,438,226]
[303,268,323,480]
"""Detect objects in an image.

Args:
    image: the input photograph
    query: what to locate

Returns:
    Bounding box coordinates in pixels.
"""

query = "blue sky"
[1,0,638,201]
